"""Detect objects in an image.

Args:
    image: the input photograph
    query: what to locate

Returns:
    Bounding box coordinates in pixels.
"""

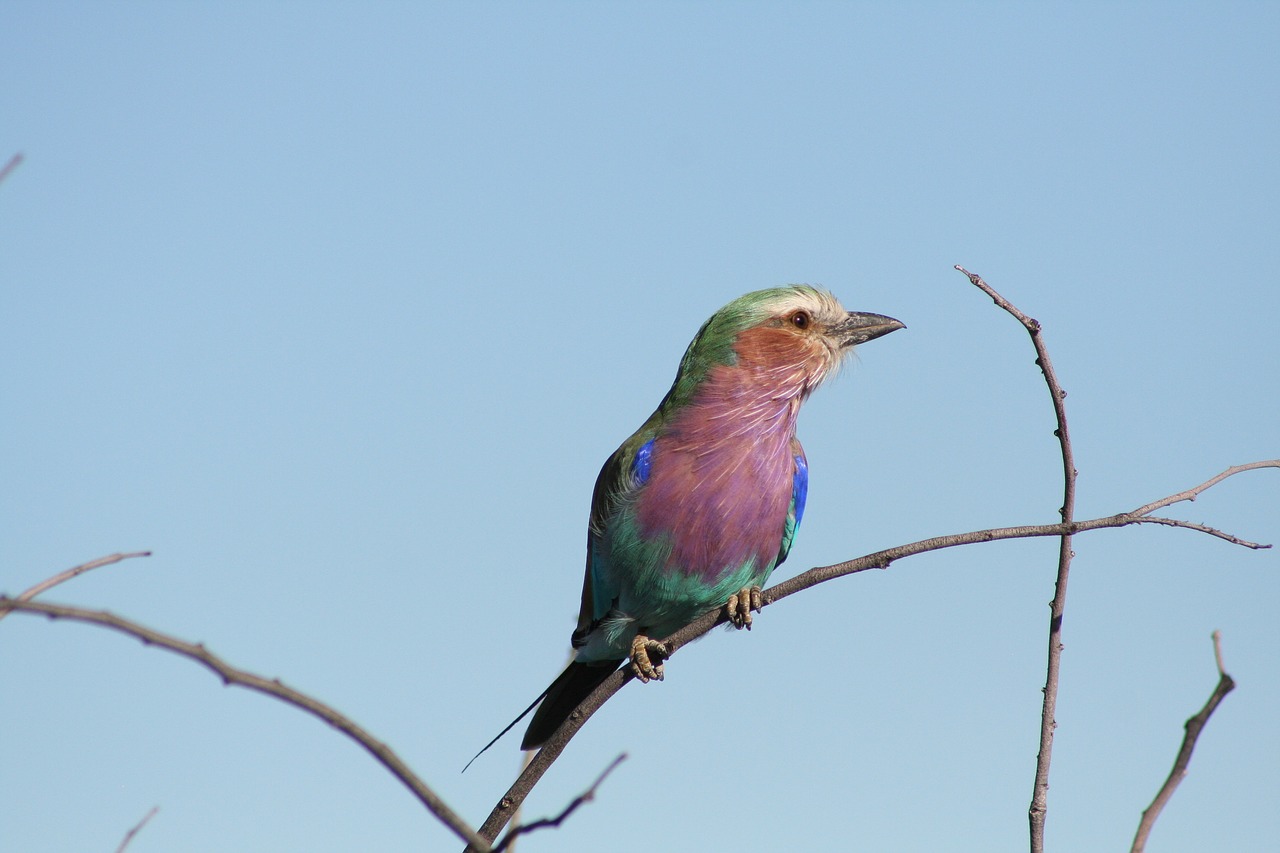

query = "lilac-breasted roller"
[514,286,903,751]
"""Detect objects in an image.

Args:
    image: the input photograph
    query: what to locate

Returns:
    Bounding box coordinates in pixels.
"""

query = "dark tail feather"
[462,659,622,772]
[462,684,550,773]
[521,660,621,750]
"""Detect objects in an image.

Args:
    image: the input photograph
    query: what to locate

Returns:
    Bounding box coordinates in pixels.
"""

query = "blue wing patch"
[791,453,808,529]
[631,438,655,485]
[776,453,808,568]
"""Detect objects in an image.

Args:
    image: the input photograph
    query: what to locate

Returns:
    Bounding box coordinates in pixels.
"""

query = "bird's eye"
[790,311,810,329]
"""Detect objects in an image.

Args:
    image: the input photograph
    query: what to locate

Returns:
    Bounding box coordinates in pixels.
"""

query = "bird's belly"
[596,423,796,649]
[619,556,769,638]
[599,503,783,640]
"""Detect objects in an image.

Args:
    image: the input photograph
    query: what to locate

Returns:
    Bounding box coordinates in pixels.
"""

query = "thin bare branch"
[1130,632,1236,853]
[1138,516,1267,548]
[0,597,492,853]
[2,551,153,616]
[493,754,626,853]
[114,806,159,853]
[1132,460,1280,517]
[470,679,624,851]
[1211,628,1227,676]
[956,264,1078,853]
[469,460,1275,846]
[497,673,555,853]
[767,486,1274,601]
[0,152,22,186]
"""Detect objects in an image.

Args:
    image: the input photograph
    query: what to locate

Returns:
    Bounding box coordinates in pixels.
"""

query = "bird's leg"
[725,586,764,630]
[629,632,668,683]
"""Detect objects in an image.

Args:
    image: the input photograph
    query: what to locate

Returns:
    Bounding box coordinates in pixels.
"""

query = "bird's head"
[669,285,904,404]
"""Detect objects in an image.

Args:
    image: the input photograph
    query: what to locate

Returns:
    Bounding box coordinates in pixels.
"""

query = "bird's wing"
[776,442,808,568]
[573,433,656,642]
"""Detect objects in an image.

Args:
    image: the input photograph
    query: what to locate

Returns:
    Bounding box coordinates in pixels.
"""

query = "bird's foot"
[630,634,668,683]
[726,586,764,630]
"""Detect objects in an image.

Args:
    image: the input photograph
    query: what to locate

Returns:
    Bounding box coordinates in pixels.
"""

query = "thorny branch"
[1130,632,1236,853]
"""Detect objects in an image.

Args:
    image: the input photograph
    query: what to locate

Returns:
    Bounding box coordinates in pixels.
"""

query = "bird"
[475,285,903,761]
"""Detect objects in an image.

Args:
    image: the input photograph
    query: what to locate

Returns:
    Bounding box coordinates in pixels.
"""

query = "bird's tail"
[462,659,622,772]
[521,660,621,749]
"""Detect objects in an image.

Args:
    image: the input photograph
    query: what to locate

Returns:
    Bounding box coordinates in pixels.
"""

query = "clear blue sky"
[3,3,1277,852]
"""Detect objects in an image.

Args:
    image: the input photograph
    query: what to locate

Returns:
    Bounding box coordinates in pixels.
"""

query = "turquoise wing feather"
[572,432,658,649]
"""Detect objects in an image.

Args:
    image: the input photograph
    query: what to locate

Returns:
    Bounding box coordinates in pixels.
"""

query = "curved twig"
[0,597,493,853]
[1130,632,1236,853]
[0,152,22,186]
[0,551,152,623]
[493,754,626,853]
[1137,515,1266,547]
[1132,460,1280,516]
[114,806,159,853]
[956,265,1077,853]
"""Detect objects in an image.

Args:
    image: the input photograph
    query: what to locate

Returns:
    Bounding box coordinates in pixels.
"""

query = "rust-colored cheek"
[733,325,828,379]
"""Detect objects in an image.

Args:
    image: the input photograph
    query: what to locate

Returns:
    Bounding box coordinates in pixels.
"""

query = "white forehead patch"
[770,286,847,325]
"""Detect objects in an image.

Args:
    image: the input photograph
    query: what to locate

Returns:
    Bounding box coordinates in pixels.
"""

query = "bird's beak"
[834,312,906,347]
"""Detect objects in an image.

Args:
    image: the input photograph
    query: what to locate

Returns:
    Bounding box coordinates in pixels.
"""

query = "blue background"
[2,3,1277,851]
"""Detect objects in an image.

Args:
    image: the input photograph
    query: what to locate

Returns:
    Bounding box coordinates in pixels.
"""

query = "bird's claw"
[726,586,764,629]
[630,634,668,683]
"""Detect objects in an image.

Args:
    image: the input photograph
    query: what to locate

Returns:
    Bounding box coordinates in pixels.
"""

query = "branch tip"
[1130,630,1237,853]
[1211,630,1227,677]
[114,805,159,853]
[492,753,628,853]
